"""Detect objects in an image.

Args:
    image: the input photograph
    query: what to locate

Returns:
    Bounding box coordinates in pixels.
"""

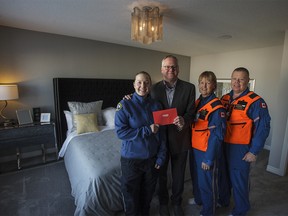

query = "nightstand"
[0,122,58,171]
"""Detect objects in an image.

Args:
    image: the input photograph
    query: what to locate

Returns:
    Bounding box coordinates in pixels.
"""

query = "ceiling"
[1,0,288,57]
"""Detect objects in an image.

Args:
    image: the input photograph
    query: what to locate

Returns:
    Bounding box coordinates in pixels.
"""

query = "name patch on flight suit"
[234,100,247,110]
[199,109,209,120]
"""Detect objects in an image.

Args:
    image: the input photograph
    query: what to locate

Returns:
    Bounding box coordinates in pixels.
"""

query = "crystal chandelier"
[131,6,163,45]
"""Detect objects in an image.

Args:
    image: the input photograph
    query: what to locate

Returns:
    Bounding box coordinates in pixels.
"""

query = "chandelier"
[131,6,163,45]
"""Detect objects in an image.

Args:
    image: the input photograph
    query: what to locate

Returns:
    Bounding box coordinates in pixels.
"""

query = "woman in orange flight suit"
[190,71,226,216]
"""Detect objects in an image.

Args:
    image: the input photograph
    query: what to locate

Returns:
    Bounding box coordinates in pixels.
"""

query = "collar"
[198,93,216,108]
[230,88,250,100]
[132,92,150,103]
[163,79,178,89]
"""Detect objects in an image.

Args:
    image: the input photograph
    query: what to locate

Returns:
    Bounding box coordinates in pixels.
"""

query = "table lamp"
[0,84,19,126]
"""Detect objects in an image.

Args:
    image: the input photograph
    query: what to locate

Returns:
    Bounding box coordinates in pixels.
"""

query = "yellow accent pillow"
[74,113,99,134]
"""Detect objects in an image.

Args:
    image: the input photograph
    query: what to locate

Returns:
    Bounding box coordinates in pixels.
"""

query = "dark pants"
[121,157,159,216]
[158,151,188,206]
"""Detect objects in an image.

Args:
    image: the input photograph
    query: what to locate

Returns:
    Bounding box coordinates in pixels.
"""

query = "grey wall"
[0,26,191,120]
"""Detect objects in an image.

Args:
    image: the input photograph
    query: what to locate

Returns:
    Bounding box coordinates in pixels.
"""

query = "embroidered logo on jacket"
[116,102,123,111]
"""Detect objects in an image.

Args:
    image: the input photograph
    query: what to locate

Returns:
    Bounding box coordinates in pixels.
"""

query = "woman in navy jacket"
[115,71,166,216]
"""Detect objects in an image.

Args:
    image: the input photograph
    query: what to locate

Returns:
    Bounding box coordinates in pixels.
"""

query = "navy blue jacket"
[115,92,166,166]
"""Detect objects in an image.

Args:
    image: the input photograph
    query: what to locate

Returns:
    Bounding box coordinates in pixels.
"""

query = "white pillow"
[102,107,116,127]
[64,110,73,135]
[68,100,103,131]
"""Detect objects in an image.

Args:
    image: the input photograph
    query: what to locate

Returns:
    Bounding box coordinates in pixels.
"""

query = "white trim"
[266,165,284,176]
[264,144,271,150]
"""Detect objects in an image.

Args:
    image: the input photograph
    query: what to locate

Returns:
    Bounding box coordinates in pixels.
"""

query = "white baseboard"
[264,144,271,150]
[266,165,284,176]
[264,145,284,176]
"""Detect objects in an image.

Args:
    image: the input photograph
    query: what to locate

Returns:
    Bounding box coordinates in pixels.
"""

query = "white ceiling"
[1,0,288,57]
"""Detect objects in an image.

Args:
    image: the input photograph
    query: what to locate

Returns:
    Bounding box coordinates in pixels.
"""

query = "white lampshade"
[0,85,19,100]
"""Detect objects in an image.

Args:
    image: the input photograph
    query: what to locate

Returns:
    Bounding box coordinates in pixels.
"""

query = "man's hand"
[173,116,185,130]
[201,162,210,171]
[123,94,133,100]
[242,152,257,163]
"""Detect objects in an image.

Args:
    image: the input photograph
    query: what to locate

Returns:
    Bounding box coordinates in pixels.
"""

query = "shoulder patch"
[116,102,123,111]
[260,102,267,109]
[220,111,226,118]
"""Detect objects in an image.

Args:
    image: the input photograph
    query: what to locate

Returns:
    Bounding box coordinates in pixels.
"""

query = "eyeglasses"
[162,65,177,71]
[231,78,247,83]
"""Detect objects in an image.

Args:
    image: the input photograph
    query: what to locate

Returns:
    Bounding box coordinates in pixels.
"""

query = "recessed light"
[218,34,232,39]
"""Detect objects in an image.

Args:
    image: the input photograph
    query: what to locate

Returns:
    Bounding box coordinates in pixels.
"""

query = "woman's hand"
[201,162,210,171]
[155,164,160,169]
[150,124,159,134]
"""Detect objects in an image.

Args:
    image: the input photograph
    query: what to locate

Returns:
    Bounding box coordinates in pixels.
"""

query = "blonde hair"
[198,71,217,91]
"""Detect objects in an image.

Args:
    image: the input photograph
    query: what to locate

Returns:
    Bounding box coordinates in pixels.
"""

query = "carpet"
[0,161,75,216]
[1,150,288,216]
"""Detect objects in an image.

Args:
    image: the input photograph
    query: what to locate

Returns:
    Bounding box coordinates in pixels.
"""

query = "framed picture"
[215,78,255,98]
[40,113,51,123]
[16,109,33,125]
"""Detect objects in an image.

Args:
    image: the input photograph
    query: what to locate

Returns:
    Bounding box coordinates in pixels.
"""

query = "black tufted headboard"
[53,78,134,148]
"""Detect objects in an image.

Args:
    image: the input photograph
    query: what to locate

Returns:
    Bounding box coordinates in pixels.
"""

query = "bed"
[53,78,134,216]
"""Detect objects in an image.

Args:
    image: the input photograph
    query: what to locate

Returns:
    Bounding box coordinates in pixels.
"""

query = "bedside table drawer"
[0,124,54,141]
[0,124,55,148]
[0,122,58,172]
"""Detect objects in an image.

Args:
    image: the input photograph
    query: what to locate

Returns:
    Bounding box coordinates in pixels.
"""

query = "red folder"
[153,108,178,125]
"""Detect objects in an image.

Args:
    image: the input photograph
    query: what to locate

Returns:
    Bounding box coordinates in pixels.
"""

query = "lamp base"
[2,119,16,127]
